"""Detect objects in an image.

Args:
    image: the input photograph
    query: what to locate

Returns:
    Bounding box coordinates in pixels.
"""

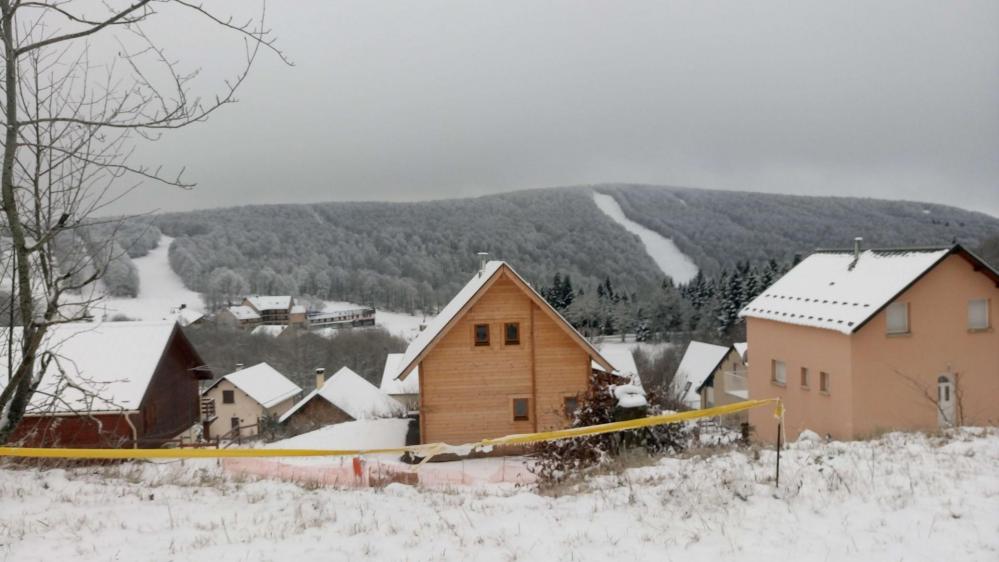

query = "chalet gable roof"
[243,295,293,312]
[739,244,999,335]
[395,261,614,381]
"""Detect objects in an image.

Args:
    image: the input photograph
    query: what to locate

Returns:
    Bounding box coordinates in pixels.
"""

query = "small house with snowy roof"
[740,242,999,442]
[279,366,405,435]
[673,341,749,425]
[3,322,212,448]
[391,261,616,446]
[201,362,302,438]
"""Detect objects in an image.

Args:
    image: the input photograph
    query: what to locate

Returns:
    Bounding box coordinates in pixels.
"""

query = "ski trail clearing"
[92,236,204,321]
[593,192,698,283]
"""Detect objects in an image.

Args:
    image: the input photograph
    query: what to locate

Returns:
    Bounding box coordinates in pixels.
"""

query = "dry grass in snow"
[1,428,997,561]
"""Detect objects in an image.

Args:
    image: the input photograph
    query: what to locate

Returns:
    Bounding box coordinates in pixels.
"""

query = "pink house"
[740,243,999,442]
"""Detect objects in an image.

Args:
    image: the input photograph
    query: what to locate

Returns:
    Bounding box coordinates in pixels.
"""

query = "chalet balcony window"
[504,322,520,345]
[968,299,990,331]
[886,302,909,334]
[512,397,530,421]
[800,367,810,389]
[771,360,786,386]
[820,371,831,394]
[222,390,235,404]
[474,324,490,346]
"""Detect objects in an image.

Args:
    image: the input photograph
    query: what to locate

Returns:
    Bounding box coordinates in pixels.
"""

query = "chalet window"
[886,302,909,334]
[800,367,810,389]
[504,323,520,345]
[705,386,715,407]
[474,324,490,346]
[968,299,990,330]
[820,371,830,393]
[222,390,235,404]
[563,396,579,417]
[512,397,530,421]
[771,360,786,386]
[230,416,240,430]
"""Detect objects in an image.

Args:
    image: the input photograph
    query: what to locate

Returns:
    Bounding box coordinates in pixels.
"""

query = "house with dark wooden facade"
[2,322,212,448]
[390,261,616,446]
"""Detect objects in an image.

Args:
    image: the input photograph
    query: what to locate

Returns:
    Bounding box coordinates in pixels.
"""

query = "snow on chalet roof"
[395,261,611,379]
[380,353,419,395]
[214,363,301,408]
[244,295,292,311]
[739,247,952,334]
[0,322,180,413]
[227,305,260,321]
[673,341,730,409]
[279,367,404,423]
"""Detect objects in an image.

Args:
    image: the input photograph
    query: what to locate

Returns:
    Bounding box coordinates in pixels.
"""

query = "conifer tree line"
[541,258,795,345]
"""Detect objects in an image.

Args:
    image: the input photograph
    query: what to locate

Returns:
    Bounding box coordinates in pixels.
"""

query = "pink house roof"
[740,244,999,334]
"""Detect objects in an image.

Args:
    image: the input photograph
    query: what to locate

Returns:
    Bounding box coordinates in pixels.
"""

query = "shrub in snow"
[529,372,685,489]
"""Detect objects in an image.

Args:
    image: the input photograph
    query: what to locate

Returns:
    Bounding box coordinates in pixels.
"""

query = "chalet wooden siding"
[418,272,593,445]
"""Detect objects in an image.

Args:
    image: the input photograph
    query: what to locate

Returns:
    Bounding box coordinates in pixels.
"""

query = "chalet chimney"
[476,252,489,276]
[235,363,244,371]
[315,368,326,390]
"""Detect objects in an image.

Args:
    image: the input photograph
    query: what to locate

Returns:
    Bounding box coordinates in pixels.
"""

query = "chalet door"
[937,375,955,428]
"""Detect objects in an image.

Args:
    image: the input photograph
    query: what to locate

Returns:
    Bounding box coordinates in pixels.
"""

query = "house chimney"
[315,368,326,390]
[476,252,489,276]
[849,237,863,271]
[235,363,244,371]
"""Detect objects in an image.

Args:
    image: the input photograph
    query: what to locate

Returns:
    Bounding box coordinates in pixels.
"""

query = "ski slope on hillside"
[91,236,204,321]
[593,192,698,283]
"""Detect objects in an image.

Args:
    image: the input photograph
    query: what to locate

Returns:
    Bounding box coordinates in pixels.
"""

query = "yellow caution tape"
[0,398,780,460]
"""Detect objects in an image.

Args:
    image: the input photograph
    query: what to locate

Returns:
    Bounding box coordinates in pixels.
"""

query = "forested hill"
[150,185,999,312]
[598,184,999,276]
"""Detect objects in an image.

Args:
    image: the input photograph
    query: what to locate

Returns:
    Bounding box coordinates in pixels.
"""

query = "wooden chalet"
[391,261,615,446]
[2,322,212,448]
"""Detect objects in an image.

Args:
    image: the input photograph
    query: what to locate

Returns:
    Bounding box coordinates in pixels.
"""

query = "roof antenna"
[477,252,489,277]
[849,237,863,271]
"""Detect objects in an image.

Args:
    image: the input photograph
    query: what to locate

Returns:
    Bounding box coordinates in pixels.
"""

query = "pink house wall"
[851,255,999,436]
[746,317,853,442]
[749,253,999,443]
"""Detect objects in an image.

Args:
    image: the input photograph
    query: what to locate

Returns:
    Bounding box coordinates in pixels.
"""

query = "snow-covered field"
[593,192,699,284]
[89,236,204,321]
[3,428,997,561]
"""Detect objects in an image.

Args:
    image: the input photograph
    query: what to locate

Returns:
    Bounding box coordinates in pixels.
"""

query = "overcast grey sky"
[121,1,999,217]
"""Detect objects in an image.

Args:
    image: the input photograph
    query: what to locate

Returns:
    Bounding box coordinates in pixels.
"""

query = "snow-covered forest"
[148,186,999,315]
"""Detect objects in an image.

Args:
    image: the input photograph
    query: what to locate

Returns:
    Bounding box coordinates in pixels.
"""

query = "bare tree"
[0,0,288,443]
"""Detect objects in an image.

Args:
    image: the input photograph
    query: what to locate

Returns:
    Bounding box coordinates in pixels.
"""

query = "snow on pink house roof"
[740,247,957,334]
[279,367,405,423]
[0,322,182,413]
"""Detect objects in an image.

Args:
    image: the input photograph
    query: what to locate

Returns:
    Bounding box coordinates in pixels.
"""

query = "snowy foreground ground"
[2,428,998,561]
